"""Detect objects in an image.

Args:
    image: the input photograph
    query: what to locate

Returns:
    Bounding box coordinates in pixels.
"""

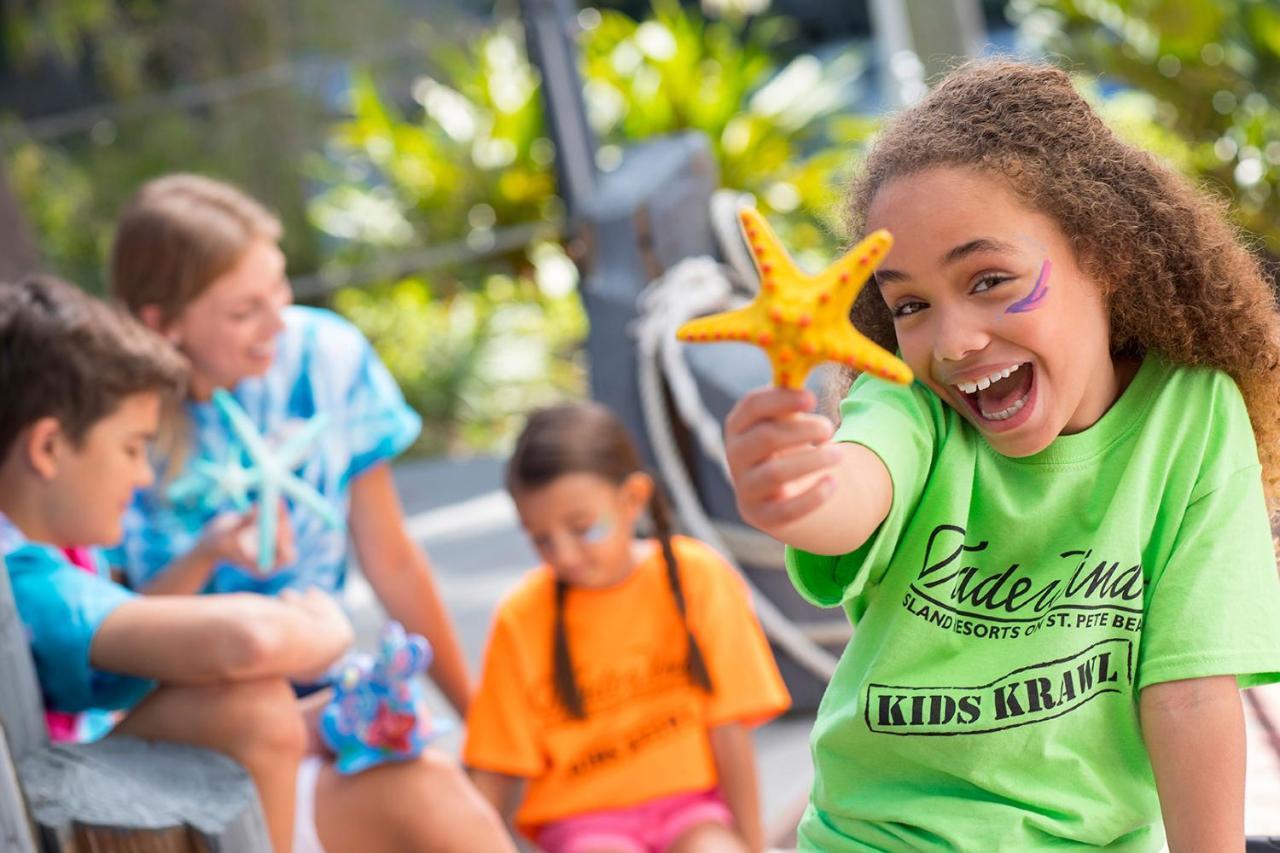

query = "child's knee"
[397,750,501,822]
[669,822,747,853]
[401,750,474,799]
[208,678,306,758]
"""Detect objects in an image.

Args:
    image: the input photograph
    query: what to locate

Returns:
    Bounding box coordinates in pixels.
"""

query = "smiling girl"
[105,174,510,852]
[724,61,1280,850]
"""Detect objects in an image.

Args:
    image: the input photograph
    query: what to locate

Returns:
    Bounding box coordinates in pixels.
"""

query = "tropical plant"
[332,265,587,455]
[312,2,881,453]
[577,0,875,254]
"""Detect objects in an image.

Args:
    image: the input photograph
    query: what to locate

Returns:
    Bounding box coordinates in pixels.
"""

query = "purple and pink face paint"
[1005,258,1051,314]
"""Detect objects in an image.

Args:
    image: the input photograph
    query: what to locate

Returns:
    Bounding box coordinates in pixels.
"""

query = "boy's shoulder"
[5,539,135,646]
[4,539,67,575]
[5,539,111,588]
[0,512,26,556]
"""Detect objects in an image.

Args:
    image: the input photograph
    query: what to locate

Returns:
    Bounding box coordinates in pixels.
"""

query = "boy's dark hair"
[0,275,187,463]
[506,401,712,720]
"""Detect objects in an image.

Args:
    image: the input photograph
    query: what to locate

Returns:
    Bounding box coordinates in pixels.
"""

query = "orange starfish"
[676,208,913,389]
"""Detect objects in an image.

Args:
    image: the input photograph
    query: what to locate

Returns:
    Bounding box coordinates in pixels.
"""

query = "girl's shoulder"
[492,565,560,630]
[667,534,726,566]
[1141,355,1251,436]
[665,536,744,593]
[268,306,390,405]
[1129,354,1258,492]
[279,305,370,362]
[1148,354,1243,400]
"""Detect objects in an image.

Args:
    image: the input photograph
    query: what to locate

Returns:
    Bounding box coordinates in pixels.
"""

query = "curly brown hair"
[839,59,1280,505]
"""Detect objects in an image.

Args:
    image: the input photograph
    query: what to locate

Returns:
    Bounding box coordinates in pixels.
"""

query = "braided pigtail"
[551,579,587,719]
[649,485,712,693]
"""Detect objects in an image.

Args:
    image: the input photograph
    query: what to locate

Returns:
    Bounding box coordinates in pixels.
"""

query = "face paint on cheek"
[581,515,615,544]
[1006,259,1052,314]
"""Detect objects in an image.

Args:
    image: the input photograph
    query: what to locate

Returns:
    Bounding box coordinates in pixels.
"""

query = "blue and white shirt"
[113,306,421,595]
[2,513,154,713]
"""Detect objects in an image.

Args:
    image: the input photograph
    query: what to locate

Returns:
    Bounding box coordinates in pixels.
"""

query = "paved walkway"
[356,455,1280,843]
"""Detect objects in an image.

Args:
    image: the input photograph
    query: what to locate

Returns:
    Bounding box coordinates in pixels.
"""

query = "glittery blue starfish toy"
[320,622,444,774]
[168,389,343,572]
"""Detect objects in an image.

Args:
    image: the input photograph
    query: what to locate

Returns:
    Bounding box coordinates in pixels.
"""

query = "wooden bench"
[0,560,271,852]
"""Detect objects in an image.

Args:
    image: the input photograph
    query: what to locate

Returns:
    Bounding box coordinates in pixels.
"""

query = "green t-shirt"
[787,353,1280,851]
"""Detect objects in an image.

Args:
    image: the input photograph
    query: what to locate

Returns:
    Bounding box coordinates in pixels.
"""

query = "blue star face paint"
[580,514,614,544]
[1006,259,1052,314]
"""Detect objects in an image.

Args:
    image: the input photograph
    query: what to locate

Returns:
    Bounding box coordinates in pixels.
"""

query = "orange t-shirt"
[463,536,791,836]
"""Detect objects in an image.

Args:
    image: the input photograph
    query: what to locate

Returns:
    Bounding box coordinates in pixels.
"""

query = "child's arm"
[726,387,892,555]
[709,722,765,853]
[347,462,474,716]
[139,506,296,595]
[1140,675,1245,851]
[90,587,353,685]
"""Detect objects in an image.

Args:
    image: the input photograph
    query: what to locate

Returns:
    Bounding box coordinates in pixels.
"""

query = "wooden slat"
[20,737,270,852]
[0,719,38,853]
[0,562,49,762]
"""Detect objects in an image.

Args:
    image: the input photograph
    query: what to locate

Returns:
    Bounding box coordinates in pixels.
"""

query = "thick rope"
[633,255,843,682]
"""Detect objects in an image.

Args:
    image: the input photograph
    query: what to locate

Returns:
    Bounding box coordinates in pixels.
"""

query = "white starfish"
[210,389,344,572]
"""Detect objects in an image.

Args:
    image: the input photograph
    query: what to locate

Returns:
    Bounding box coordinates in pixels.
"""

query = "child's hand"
[725,387,841,534]
[197,502,297,575]
[281,588,355,682]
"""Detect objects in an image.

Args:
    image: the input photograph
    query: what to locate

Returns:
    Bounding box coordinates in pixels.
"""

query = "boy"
[0,275,353,852]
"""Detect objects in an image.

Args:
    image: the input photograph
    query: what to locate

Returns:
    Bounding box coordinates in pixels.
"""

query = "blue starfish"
[210,389,344,572]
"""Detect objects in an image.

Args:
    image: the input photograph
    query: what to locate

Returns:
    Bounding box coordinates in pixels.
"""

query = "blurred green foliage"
[334,270,587,455]
[14,0,1280,454]
[578,0,876,257]
[0,1,453,291]
[313,1,879,452]
[5,102,321,293]
[1011,0,1280,255]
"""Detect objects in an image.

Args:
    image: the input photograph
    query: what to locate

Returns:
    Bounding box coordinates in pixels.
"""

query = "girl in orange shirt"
[465,401,790,852]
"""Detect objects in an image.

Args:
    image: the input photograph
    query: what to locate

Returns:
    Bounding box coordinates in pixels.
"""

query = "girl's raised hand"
[725,387,842,535]
[197,501,297,576]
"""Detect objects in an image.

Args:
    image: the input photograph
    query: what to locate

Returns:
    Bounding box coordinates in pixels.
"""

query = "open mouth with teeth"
[954,362,1036,426]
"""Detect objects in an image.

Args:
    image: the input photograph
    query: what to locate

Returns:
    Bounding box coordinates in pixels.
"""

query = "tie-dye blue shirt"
[113,306,421,595]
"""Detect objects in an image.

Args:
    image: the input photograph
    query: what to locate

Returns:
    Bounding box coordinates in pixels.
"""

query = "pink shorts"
[535,789,734,853]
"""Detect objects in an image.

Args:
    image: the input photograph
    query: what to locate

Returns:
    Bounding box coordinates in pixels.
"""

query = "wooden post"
[0,563,48,764]
[20,738,270,852]
[1,564,269,850]
[0,722,38,853]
